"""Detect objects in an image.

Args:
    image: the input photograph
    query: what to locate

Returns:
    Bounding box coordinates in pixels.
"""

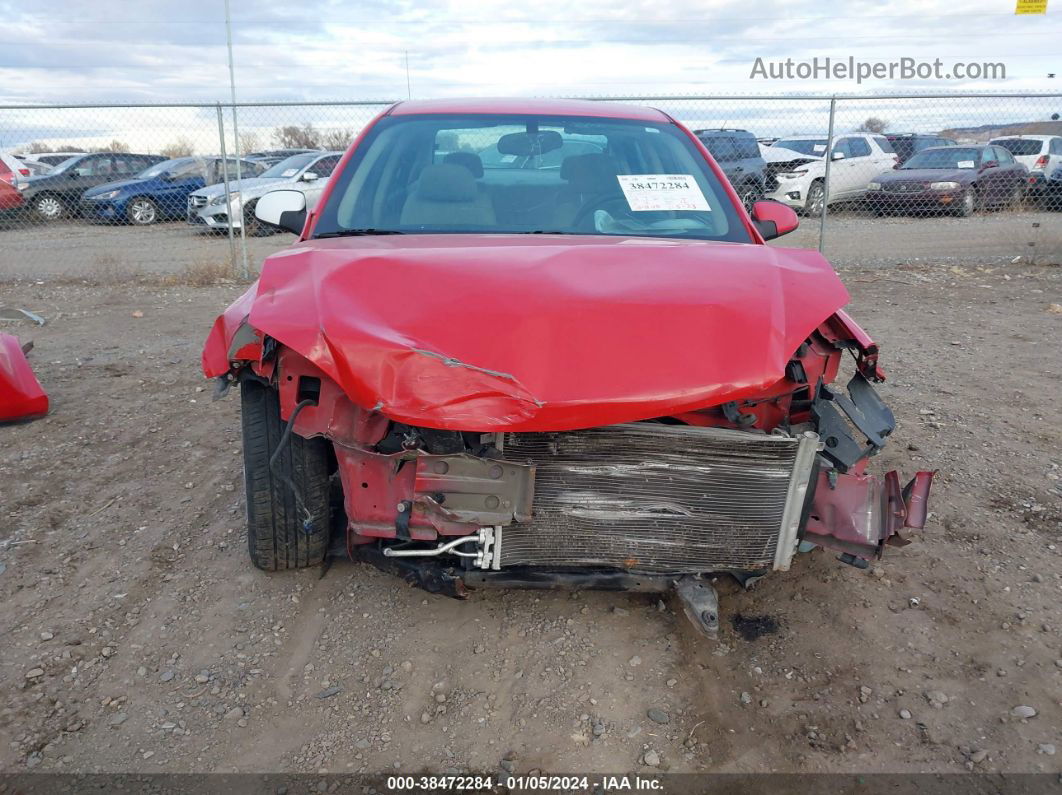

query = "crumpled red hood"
[204,234,849,431]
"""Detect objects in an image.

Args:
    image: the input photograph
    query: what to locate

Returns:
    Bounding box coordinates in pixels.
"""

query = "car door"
[993,145,1024,198]
[827,137,861,199]
[977,147,1006,202]
[299,154,342,209]
[157,160,206,217]
[64,154,114,199]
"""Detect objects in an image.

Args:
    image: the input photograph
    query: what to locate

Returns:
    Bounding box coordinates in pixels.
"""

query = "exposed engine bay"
[221,310,933,638]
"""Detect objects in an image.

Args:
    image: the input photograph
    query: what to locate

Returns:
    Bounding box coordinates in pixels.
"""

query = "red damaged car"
[203,99,932,636]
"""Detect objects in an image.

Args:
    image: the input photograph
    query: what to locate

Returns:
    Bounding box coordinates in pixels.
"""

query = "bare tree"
[320,128,354,149]
[15,142,87,155]
[855,117,889,134]
[90,139,132,153]
[272,123,321,149]
[238,131,261,154]
[160,137,195,158]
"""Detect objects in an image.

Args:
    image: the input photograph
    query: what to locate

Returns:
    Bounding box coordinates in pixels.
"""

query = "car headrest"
[416,163,478,202]
[560,153,621,190]
[442,151,484,178]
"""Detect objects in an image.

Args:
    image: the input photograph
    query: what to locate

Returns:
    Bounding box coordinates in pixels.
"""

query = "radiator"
[499,424,820,573]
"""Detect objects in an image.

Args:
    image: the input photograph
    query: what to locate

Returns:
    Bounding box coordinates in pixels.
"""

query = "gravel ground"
[0,204,1058,283]
[0,259,1060,775]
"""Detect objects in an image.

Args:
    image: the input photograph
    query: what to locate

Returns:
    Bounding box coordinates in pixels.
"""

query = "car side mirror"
[831,151,846,161]
[255,189,307,234]
[750,199,799,240]
[981,161,998,170]
[301,171,319,182]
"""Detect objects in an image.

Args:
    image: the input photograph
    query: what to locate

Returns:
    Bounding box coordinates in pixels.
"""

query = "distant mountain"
[939,120,1062,142]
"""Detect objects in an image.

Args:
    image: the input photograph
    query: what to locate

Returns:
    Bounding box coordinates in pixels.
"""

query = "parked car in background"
[0,152,31,183]
[22,152,86,168]
[187,150,342,234]
[885,133,956,165]
[79,156,267,225]
[21,160,53,177]
[990,134,1062,208]
[243,148,318,167]
[866,145,1028,217]
[0,178,24,212]
[18,152,165,220]
[764,133,897,216]
[693,129,766,210]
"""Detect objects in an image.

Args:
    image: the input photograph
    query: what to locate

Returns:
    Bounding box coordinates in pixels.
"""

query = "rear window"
[993,139,1045,156]
[873,136,895,153]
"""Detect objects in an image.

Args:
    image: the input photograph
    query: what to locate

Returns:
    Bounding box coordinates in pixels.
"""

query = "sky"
[0,0,1057,152]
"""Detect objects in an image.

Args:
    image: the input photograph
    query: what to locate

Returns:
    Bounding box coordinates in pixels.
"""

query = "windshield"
[774,138,828,156]
[259,153,317,179]
[138,157,199,179]
[902,148,983,169]
[313,113,750,243]
[992,139,1044,156]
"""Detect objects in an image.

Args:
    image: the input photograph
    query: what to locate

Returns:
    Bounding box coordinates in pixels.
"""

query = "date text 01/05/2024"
[385,775,664,791]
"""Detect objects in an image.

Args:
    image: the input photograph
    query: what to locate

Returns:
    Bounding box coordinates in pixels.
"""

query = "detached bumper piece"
[0,333,48,423]
[807,372,935,560]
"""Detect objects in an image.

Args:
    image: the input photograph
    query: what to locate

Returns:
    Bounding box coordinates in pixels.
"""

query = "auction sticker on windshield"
[616,175,711,212]
[958,160,976,168]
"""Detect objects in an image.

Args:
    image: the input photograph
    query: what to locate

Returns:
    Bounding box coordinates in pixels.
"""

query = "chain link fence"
[0,93,1058,283]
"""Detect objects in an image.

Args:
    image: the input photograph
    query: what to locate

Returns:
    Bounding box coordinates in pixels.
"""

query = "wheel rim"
[37,196,61,218]
[809,185,824,214]
[130,200,156,224]
[963,192,975,213]
[741,188,757,212]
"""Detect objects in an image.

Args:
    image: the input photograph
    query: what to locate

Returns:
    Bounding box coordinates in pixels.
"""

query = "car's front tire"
[955,188,976,217]
[33,194,66,221]
[127,197,159,225]
[803,180,825,217]
[240,379,332,571]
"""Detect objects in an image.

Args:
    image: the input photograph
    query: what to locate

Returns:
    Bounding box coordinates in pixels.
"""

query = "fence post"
[215,103,238,272]
[818,96,837,254]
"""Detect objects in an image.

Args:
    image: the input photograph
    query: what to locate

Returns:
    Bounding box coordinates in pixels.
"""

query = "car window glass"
[111,156,140,175]
[702,136,738,162]
[832,139,853,158]
[848,138,872,158]
[1052,138,1062,155]
[873,136,895,153]
[734,137,760,159]
[312,155,342,176]
[315,114,750,244]
[996,147,1015,165]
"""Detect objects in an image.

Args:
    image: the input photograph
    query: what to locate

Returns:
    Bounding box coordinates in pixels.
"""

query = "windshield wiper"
[314,228,406,239]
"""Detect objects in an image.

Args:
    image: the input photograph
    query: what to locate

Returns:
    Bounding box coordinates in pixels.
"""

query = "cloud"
[0,0,1054,152]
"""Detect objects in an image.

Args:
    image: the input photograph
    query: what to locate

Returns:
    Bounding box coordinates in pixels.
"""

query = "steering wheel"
[569,193,636,231]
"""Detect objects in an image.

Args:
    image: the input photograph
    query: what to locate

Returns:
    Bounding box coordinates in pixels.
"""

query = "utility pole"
[224,0,251,280]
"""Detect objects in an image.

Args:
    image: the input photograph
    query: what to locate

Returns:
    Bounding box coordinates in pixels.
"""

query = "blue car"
[79,156,265,225]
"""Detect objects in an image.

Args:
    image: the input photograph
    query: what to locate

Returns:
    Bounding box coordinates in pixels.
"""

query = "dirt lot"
[0,257,1060,776]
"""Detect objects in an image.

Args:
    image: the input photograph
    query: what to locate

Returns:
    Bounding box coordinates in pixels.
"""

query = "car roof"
[388,97,669,122]
[989,134,1056,141]
[693,128,753,135]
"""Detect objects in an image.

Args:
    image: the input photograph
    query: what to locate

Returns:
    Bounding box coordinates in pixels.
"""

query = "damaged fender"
[0,333,49,422]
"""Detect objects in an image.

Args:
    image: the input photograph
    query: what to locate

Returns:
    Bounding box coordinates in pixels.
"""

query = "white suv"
[989,134,1062,206]
[763,133,897,216]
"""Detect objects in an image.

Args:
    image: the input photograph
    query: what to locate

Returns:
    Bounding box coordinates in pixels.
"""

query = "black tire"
[738,183,762,213]
[1007,184,1024,210]
[242,201,275,237]
[34,193,67,221]
[240,379,331,571]
[803,180,825,217]
[126,196,159,225]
